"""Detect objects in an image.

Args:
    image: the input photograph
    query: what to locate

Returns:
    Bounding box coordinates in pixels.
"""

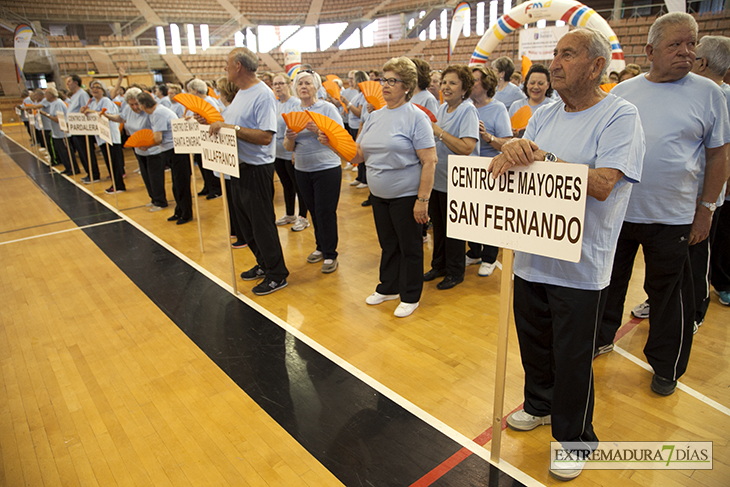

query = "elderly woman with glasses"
[283,70,344,274]
[83,80,126,193]
[322,57,437,317]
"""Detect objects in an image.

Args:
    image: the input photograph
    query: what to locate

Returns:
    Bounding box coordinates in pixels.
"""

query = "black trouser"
[428,189,465,278]
[371,194,423,303]
[274,157,307,218]
[43,130,58,165]
[23,121,32,140]
[100,143,126,191]
[689,210,721,324]
[466,242,499,264]
[295,166,342,260]
[224,178,243,241]
[513,276,602,446]
[34,128,45,148]
[52,137,76,174]
[231,162,288,281]
[135,152,154,203]
[597,222,694,381]
[71,135,99,179]
[195,154,221,196]
[166,150,192,220]
[711,205,730,292]
[143,151,168,208]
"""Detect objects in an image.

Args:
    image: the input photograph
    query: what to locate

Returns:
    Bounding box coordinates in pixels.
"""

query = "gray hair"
[697,35,730,77]
[124,87,142,103]
[293,70,322,92]
[187,79,208,96]
[648,12,697,46]
[89,79,107,91]
[571,28,612,82]
[46,86,58,97]
[230,47,259,72]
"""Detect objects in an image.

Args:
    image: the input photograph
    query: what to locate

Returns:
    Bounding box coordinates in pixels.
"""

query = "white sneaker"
[349,179,361,186]
[465,255,481,266]
[275,215,297,226]
[366,292,399,305]
[356,183,368,189]
[344,162,353,169]
[351,166,358,172]
[291,216,310,232]
[394,302,419,317]
[307,250,323,263]
[631,299,650,319]
[478,261,497,277]
[506,409,551,431]
[149,205,164,212]
[550,450,586,481]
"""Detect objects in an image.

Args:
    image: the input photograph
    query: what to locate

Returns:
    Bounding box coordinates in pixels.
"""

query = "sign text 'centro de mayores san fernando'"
[447,155,588,263]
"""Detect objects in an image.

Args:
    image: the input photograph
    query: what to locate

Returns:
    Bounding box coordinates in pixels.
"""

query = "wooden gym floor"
[0,124,728,486]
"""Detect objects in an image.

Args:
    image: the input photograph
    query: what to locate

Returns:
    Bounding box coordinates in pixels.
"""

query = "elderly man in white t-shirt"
[489,28,645,481]
[596,13,730,397]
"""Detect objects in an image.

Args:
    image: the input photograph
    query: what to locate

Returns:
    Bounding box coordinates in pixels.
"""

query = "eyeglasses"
[379,77,403,87]
[299,69,314,75]
[272,82,287,86]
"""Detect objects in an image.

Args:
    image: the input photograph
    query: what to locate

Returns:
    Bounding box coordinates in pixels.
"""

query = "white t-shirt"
[433,100,480,192]
[514,94,645,290]
[223,81,277,165]
[358,103,435,199]
[612,73,730,224]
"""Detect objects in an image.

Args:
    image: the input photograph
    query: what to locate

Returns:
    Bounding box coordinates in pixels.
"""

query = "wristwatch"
[233,125,241,133]
[699,200,717,212]
[544,152,557,162]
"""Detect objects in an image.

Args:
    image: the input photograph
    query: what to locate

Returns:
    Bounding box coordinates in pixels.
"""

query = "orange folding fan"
[322,80,340,101]
[413,104,437,122]
[113,101,122,107]
[358,81,386,110]
[325,74,340,82]
[124,129,155,148]
[510,105,532,131]
[600,82,617,93]
[305,110,357,162]
[282,111,311,133]
[173,93,224,123]
[208,86,220,99]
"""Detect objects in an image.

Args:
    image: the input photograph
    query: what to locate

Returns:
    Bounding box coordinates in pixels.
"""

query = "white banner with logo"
[447,156,588,263]
[519,25,569,61]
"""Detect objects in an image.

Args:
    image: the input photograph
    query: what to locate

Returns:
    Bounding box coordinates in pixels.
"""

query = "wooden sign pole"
[190,154,204,253]
[490,248,514,463]
[220,174,237,295]
[63,136,76,177]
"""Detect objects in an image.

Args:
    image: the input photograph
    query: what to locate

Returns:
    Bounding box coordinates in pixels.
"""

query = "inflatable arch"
[469,0,625,74]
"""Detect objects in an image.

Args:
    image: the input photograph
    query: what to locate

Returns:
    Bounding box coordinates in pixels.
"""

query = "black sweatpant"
[274,157,307,218]
[428,189,465,279]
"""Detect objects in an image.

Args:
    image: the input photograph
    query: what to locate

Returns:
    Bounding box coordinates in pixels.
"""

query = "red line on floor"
[410,316,643,486]
[409,404,523,487]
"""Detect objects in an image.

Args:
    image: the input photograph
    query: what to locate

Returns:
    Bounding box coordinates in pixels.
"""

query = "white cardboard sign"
[66,112,98,136]
[171,118,202,154]
[200,125,239,178]
[447,156,588,263]
[97,114,113,144]
[57,111,68,132]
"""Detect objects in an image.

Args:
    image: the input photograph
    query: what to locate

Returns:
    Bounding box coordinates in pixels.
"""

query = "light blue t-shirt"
[341,87,357,125]
[204,95,223,112]
[40,99,51,131]
[433,101,480,192]
[696,82,730,207]
[159,96,172,109]
[150,104,178,152]
[477,99,511,157]
[20,96,32,121]
[224,81,277,165]
[170,101,186,118]
[276,96,300,161]
[508,96,555,118]
[290,100,343,172]
[347,92,365,129]
[613,73,730,224]
[493,82,526,110]
[514,94,645,290]
[88,97,121,145]
[47,99,68,139]
[121,104,161,156]
[410,90,439,118]
[67,88,89,114]
[358,103,435,199]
